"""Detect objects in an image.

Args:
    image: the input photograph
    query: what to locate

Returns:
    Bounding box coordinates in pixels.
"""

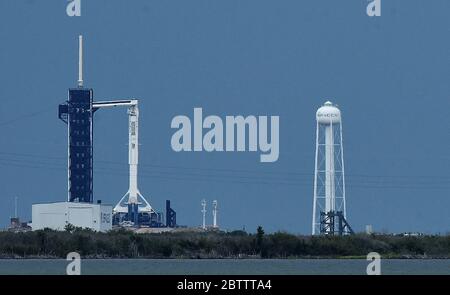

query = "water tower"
[312,101,353,235]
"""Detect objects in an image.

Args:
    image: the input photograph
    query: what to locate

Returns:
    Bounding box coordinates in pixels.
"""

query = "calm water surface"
[0,259,449,275]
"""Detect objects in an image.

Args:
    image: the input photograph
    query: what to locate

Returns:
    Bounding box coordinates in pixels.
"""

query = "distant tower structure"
[14,196,18,218]
[59,35,94,203]
[165,200,177,228]
[201,199,207,230]
[312,101,353,235]
[212,200,218,228]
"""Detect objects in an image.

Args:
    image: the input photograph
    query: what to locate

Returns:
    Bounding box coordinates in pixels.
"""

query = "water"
[0,259,449,275]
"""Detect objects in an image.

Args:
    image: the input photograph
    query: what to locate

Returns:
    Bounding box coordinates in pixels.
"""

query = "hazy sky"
[0,0,449,234]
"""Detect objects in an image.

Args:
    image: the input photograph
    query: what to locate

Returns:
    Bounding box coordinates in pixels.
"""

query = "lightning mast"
[14,196,18,218]
[212,200,218,228]
[78,35,83,87]
[201,199,207,230]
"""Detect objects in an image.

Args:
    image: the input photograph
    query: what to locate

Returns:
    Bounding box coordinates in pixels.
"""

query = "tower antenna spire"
[78,35,83,87]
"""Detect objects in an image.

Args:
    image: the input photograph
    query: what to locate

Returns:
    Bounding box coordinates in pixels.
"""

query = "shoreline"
[2,229,450,260]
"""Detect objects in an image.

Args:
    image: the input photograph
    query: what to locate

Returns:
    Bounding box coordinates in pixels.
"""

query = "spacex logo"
[317,113,338,119]
[66,0,81,17]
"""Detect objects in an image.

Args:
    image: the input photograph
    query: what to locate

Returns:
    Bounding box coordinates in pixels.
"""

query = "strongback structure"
[312,101,353,235]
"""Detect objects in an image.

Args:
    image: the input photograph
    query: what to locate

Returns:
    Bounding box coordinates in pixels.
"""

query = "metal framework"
[59,36,94,203]
[312,102,351,235]
[59,88,94,203]
[319,211,354,235]
[166,200,177,228]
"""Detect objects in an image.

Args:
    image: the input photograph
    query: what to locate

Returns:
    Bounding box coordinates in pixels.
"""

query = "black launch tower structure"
[58,88,94,203]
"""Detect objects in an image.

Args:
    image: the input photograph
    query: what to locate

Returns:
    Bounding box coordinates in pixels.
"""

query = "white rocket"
[74,35,154,219]
[92,99,154,214]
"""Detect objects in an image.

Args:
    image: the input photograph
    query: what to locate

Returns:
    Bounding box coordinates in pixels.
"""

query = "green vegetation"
[1,227,450,259]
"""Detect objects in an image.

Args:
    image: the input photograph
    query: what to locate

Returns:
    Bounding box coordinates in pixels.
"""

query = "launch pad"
[52,35,176,230]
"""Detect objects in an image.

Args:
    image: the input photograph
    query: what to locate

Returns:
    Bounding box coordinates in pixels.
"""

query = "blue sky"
[0,0,449,234]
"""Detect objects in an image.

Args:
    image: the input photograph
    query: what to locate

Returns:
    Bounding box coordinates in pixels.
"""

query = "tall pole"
[14,196,18,218]
[324,120,335,214]
[212,200,218,228]
[201,199,207,230]
[78,35,83,87]
[340,119,347,219]
[312,121,319,235]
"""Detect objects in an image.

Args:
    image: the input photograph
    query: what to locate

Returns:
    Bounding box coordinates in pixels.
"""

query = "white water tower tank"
[316,101,341,124]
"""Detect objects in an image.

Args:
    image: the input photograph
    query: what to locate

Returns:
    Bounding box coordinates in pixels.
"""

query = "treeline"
[0,227,450,258]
